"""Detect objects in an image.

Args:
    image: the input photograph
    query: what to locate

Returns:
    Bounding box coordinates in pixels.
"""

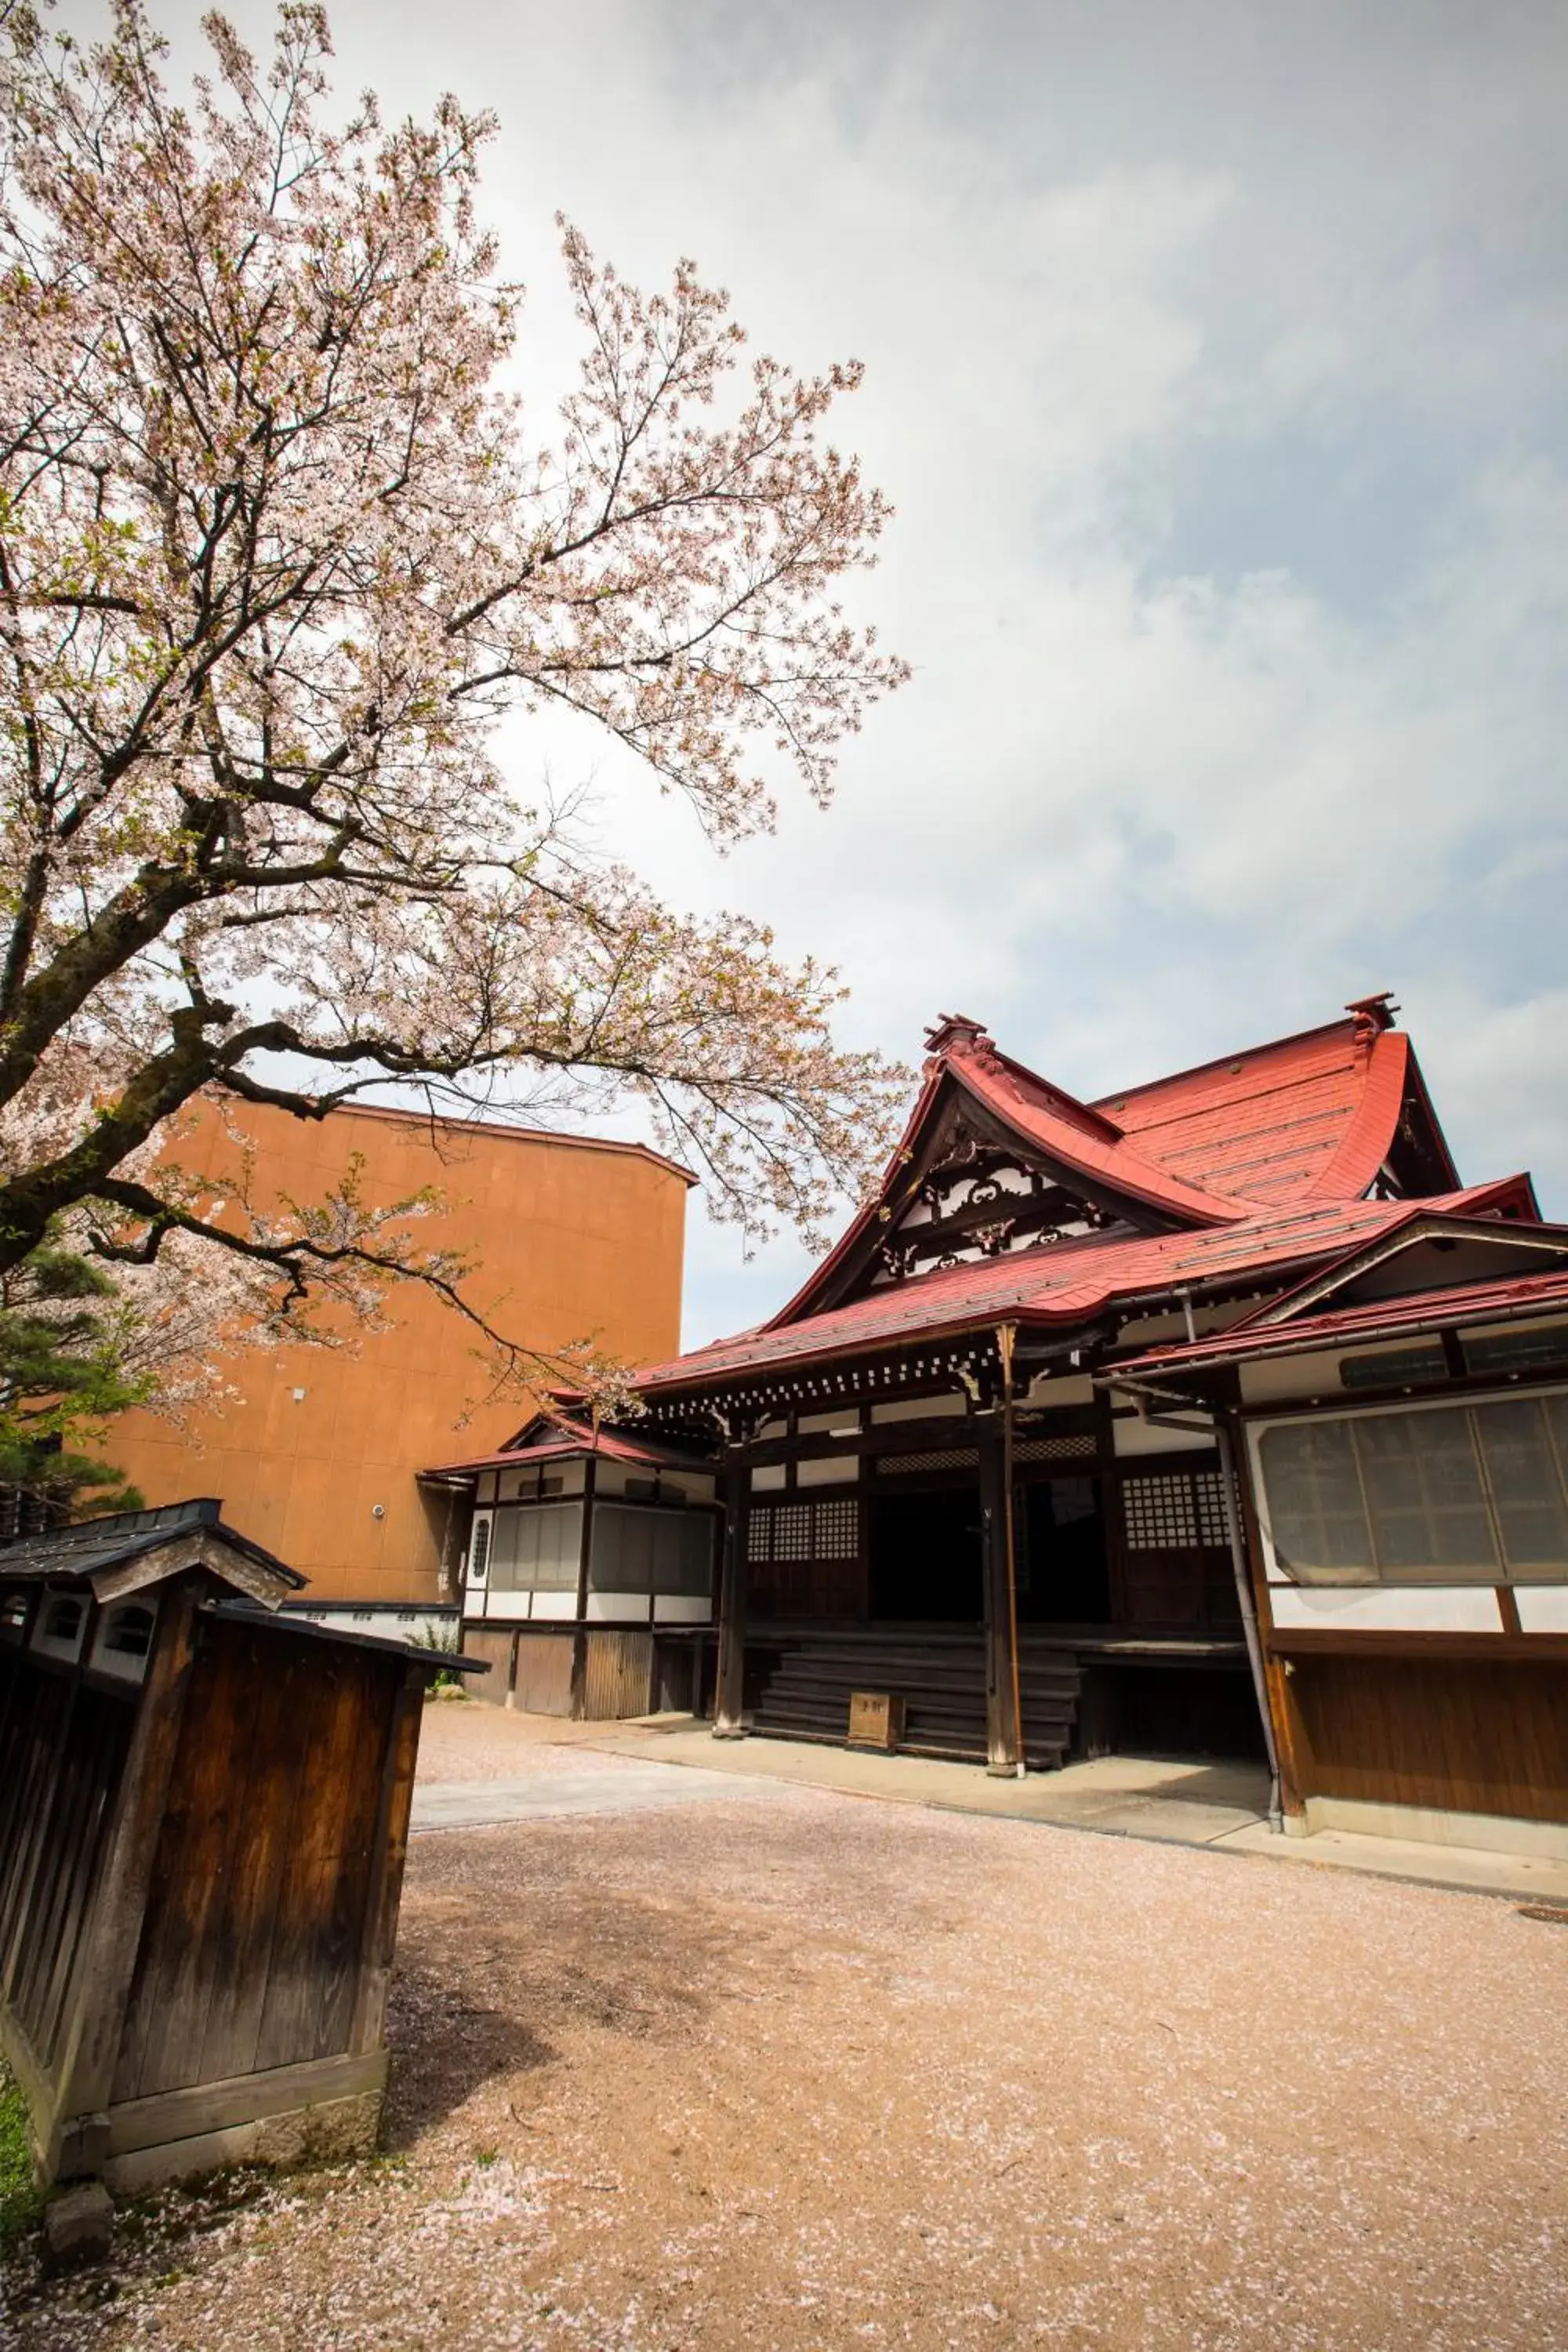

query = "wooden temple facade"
[598,998,1566,1850]
[436,998,1567,1849]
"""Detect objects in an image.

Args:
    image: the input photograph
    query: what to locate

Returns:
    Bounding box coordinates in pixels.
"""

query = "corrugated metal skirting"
[581,1631,654,1720]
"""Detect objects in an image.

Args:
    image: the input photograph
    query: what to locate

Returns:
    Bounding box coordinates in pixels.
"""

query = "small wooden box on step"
[0,1499,484,2195]
[847,1690,906,1750]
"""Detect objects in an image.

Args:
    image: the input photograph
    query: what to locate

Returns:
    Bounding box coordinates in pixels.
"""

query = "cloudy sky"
[155,0,1568,1345]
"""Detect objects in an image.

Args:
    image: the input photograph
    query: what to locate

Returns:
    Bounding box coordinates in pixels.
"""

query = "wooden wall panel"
[1289,1656,1568,1823]
[457,1626,516,1704]
[514,1633,574,1717]
[0,1664,135,2069]
[113,1619,396,2103]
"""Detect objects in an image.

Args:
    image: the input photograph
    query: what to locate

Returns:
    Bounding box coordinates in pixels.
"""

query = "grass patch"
[0,2055,42,2244]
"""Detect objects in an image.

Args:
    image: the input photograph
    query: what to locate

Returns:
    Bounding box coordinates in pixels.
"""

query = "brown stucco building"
[100,1101,692,1617]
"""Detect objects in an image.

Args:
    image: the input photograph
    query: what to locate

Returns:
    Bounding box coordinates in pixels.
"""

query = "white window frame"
[32,1589,89,1664]
[1247,1377,1568,1587]
[89,1598,159,1684]
[466,1508,493,1590]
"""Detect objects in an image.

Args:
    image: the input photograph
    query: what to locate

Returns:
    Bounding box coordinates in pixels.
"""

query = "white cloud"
[148,0,1568,1341]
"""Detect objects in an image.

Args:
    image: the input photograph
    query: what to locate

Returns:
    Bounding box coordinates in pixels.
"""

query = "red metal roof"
[421,1417,713,1480]
[1117,1258,1568,1379]
[633,1004,1504,1402]
[1092,1019,1442,1207]
[635,1178,1526,1395]
[760,1005,1457,1337]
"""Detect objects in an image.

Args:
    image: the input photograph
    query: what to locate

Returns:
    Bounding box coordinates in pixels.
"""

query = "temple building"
[442,997,1567,1857]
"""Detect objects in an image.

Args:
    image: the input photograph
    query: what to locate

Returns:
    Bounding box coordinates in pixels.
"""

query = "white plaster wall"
[1022,1373,1095,1406]
[585,1592,652,1623]
[869,1393,969,1424]
[1112,1415,1214,1456]
[652,1595,713,1624]
[1515,1584,1568,1631]
[662,1471,716,1501]
[796,1454,860,1487]
[1240,1352,1348,1403]
[479,1592,532,1624]
[1266,1584,1503,1632]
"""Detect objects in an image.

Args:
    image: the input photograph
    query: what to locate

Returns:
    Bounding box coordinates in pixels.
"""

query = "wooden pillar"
[49,1573,202,2180]
[568,1454,598,1721]
[349,1661,425,2056]
[978,1428,1020,1775]
[713,1457,749,1738]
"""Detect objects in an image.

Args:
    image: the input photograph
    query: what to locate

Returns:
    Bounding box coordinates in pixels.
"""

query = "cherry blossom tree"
[0,0,909,1382]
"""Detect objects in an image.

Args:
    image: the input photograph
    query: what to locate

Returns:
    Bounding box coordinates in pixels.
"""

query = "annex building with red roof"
[437,997,1568,1856]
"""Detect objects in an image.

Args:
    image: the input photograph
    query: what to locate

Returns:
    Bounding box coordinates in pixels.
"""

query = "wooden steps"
[746,1632,1083,1769]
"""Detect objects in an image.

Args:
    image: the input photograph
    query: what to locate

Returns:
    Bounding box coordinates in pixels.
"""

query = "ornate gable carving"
[866,1109,1124,1287]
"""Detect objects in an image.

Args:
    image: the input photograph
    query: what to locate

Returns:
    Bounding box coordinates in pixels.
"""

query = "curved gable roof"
[641,1000,1479,1396]
[768,1018,1243,1331]
[1096,1003,1458,1209]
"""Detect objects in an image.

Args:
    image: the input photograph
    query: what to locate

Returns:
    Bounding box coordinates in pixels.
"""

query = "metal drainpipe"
[1214,1417,1283,1832]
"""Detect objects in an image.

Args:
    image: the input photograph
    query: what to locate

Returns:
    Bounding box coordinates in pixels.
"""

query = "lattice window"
[1194,1472,1230,1548]
[1123,1472,1232,1552]
[1015,1434,1096,1463]
[814,1498,858,1559]
[773,1504,814,1561]
[1123,1475,1198,1549]
[877,1446,980,1475]
[747,1497,861,1563]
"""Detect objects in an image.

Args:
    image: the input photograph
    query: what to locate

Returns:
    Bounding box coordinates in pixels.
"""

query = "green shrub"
[0,2056,42,2244]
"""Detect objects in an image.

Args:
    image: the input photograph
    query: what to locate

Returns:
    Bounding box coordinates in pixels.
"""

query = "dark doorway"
[1076,1664,1268,1762]
[1018,1476,1111,1624]
[869,1487,982,1621]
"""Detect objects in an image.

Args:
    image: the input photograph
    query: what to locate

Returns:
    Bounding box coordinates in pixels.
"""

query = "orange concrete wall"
[100,1102,689,1605]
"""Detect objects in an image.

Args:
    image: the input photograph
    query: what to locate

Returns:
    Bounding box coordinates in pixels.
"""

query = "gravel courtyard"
[8,1705,1566,2350]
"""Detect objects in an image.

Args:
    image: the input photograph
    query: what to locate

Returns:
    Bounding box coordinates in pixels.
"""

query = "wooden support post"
[978,1427,1021,1775]
[1263,1654,1311,1821]
[349,1662,425,2057]
[48,1573,202,2180]
[712,1457,749,1738]
[568,1454,598,1721]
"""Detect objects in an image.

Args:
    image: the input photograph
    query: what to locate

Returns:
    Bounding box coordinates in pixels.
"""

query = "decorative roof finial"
[1345,991,1399,1048]
[923,1012,993,1062]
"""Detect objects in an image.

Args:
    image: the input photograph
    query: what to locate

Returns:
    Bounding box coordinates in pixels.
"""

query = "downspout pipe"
[1214,1418,1283,1834]
[1094,1371,1283,1834]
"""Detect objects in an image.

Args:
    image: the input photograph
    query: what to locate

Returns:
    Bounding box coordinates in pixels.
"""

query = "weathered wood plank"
[193,1632,313,2087]
[348,1664,423,2058]
[251,1649,381,2073]
[49,1577,201,2169]
[112,1604,270,2100]
[0,1670,74,2000]
[309,1659,391,2063]
[21,1691,133,2063]
[106,2046,387,2156]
